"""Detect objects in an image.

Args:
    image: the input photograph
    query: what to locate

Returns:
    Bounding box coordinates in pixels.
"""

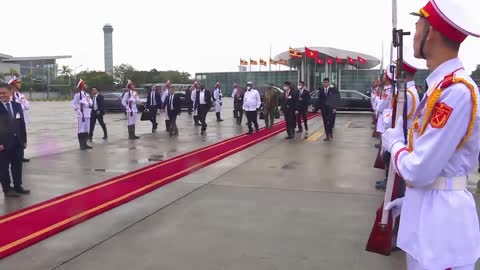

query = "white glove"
[76,110,83,118]
[384,197,404,218]
[382,126,405,152]
[125,107,131,113]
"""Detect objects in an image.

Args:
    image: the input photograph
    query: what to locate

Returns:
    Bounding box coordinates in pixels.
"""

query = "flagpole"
[269,44,272,72]
[357,61,359,92]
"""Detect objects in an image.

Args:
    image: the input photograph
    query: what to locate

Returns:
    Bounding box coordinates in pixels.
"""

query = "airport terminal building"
[196,47,429,95]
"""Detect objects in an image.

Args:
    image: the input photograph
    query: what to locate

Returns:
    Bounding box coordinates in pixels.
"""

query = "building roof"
[274,47,380,69]
[1,55,72,62]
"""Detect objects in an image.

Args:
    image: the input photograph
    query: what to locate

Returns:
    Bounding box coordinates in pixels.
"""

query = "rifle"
[128,90,133,117]
[79,90,85,123]
[366,28,409,255]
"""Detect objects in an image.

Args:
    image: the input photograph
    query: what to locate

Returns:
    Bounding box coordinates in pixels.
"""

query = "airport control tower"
[103,24,114,75]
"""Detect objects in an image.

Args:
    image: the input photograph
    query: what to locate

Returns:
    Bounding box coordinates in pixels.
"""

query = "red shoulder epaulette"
[439,73,455,90]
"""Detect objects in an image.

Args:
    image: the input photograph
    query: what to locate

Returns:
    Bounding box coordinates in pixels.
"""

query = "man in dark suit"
[89,87,108,140]
[185,86,192,115]
[194,85,213,135]
[166,87,181,136]
[146,84,162,132]
[0,82,30,197]
[317,78,339,141]
[281,81,300,139]
[296,81,311,132]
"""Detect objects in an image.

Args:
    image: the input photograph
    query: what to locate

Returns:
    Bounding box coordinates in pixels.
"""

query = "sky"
[4,0,480,77]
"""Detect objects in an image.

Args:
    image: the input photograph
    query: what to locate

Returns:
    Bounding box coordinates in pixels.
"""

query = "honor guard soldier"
[383,0,480,269]
[231,82,238,119]
[191,81,200,126]
[121,80,140,140]
[8,76,31,162]
[376,47,426,190]
[213,82,223,122]
[72,79,93,150]
[374,68,394,147]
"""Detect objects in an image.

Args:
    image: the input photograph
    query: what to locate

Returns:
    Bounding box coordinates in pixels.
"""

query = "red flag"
[326,57,333,65]
[316,57,324,65]
[259,58,267,66]
[336,57,343,64]
[240,59,248,65]
[305,47,318,59]
[358,56,367,64]
[347,56,355,65]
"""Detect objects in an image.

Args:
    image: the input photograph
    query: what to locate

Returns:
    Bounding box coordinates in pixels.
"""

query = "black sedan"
[308,89,371,112]
[103,92,146,112]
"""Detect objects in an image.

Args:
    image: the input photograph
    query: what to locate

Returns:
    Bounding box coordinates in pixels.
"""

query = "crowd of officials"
[0,75,340,198]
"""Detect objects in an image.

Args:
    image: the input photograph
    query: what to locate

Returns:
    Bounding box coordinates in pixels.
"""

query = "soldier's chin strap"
[419,29,430,59]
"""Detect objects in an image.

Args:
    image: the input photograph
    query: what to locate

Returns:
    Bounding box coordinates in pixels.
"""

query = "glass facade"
[195,71,298,95]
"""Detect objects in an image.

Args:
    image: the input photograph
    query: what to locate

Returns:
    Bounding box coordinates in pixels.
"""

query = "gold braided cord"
[406,89,416,120]
[454,78,477,149]
[411,78,477,151]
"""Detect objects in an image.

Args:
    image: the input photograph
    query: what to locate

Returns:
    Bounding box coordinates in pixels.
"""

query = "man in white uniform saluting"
[383,0,480,269]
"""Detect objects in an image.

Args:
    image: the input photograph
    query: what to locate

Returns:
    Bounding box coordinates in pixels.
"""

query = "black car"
[103,92,146,112]
[308,89,371,112]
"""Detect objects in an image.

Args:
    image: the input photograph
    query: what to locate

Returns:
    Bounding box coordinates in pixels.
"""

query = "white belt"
[429,176,468,191]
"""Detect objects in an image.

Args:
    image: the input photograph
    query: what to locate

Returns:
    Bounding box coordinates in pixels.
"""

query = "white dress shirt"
[199,90,206,104]
[242,89,261,111]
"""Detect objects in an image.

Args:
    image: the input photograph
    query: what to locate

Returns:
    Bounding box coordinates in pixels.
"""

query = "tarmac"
[1,99,479,270]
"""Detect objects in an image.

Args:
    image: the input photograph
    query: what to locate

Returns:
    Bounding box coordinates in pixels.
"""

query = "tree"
[9,68,20,77]
[470,64,480,85]
[58,65,73,78]
[0,73,4,81]
[76,71,115,91]
[113,64,136,85]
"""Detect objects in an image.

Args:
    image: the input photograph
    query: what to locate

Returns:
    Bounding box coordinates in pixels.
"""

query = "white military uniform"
[383,81,420,130]
[191,87,198,116]
[121,90,138,126]
[387,59,480,269]
[72,90,92,134]
[13,91,30,125]
[213,88,222,113]
[383,0,480,267]
[375,85,393,134]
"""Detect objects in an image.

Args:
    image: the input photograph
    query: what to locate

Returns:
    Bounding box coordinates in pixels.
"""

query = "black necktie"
[6,102,14,120]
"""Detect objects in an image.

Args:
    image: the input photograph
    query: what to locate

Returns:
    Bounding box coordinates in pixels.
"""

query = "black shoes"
[14,186,31,194]
[4,190,20,198]
[376,180,387,190]
[22,158,30,162]
[4,186,30,197]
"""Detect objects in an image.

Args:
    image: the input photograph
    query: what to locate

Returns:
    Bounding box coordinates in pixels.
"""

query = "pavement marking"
[305,129,324,142]
[345,121,352,128]
[0,122,291,254]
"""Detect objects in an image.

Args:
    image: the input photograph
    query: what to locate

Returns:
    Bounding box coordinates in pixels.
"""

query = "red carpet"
[0,113,319,259]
